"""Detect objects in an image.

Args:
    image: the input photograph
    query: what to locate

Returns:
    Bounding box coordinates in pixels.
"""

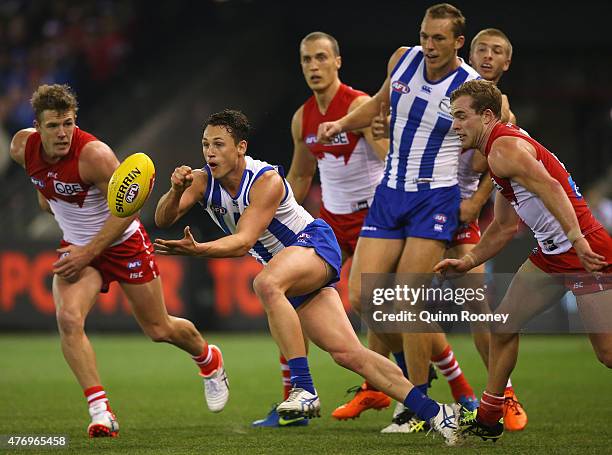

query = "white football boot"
[87,401,119,438]
[200,345,229,412]
[276,387,320,419]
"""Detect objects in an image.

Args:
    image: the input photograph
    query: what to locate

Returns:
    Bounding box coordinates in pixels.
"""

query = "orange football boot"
[503,390,528,431]
[332,383,391,420]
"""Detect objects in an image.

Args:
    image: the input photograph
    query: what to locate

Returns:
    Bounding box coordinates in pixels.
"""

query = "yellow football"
[107,152,156,217]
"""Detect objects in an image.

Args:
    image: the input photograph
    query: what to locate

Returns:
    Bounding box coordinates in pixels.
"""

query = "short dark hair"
[300,31,340,57]
[205,109,251,144]
[450,79,502,118]
[425,3,466,38]
[30,84,78,122]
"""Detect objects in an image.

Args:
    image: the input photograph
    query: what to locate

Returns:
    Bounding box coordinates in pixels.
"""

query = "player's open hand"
[171,165,193,193]
[53,244,95,282]
[317,121,342,144]
[573,237,608,273]
[155,226,201,256]
[371,102,390,140]
[433,257,473,278]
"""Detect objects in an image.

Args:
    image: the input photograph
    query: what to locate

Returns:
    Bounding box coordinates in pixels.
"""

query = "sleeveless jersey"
[457,148,481,200]
[302,83,383,214]
[25,127,138,246]
[485,122,602,255]
[200,156,314,264]
[384,46,480,192]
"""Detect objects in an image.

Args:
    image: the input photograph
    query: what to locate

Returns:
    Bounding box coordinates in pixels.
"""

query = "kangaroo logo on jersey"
[438,97,452,117]
[392,80,410,94]
[211,205,227,215]
[53,180,84,195]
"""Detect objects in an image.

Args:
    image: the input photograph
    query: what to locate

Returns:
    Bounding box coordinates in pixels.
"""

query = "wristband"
[567,229,585,245]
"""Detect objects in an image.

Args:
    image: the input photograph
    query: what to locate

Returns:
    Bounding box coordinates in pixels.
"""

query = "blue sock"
[404,387,440,422]
[393,352,409,379]
[287,357,315,395]
[417,383,429,395]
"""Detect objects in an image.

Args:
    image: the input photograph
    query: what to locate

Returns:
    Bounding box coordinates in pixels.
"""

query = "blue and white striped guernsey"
[384,46,480,192]
[200,156,314,265]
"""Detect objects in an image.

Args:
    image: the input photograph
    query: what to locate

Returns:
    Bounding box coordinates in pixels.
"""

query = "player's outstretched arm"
[317,47,407,143]
[155,170,284,258]
[435,192,519,276]
[155,166,207,228]
[286,107,317,204]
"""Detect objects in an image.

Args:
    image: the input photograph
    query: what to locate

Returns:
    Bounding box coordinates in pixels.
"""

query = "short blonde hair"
[470,28,513,59]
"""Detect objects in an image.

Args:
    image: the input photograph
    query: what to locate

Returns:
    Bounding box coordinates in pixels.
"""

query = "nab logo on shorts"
[54,180,84,195]
[211,205,227,215]
[392,80,410,94]
[127,260,142,270]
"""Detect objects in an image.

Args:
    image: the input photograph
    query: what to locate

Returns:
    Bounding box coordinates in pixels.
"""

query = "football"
[107,152,156,217]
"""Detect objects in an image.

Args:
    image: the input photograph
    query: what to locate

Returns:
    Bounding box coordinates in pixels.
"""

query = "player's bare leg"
[576,289,612,368]
[298,285,463,445]
[463,260,566,440]
[123,277,229,412]
[332,237,403,420]
[53,267,118,437]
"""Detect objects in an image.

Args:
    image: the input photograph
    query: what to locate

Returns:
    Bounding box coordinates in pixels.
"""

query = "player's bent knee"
[56,308,85,336]
[330,347,365,373]
[252,272,283,305]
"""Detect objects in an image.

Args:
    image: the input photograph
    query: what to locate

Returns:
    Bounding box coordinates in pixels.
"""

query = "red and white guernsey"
[302,83,383,214]
[25,127,138,246]
[485,122,602,255]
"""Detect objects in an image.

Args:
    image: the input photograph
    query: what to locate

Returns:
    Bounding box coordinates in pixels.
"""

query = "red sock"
[431,345,474,401]
[84,385,110,412]
[192,342,220,376]
[364,381,379,391]
[478,391,504,426]
[280,355,291,400]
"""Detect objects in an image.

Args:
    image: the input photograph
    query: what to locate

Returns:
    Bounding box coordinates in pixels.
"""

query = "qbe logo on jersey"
[54,180,84,195]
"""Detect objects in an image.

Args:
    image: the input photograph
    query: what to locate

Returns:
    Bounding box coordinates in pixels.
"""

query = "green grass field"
[1,333,610,454]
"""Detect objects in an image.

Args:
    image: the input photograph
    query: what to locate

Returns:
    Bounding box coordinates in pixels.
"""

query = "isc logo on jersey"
[54,180,84,195]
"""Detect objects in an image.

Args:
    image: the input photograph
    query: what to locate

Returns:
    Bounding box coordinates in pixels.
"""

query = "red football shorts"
[529,227,612,296]
[59,223,159,292]
[319,205,368,257]
[449,220,481,248]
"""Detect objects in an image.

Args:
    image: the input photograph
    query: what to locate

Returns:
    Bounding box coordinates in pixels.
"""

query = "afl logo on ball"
[125,183,140,203]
